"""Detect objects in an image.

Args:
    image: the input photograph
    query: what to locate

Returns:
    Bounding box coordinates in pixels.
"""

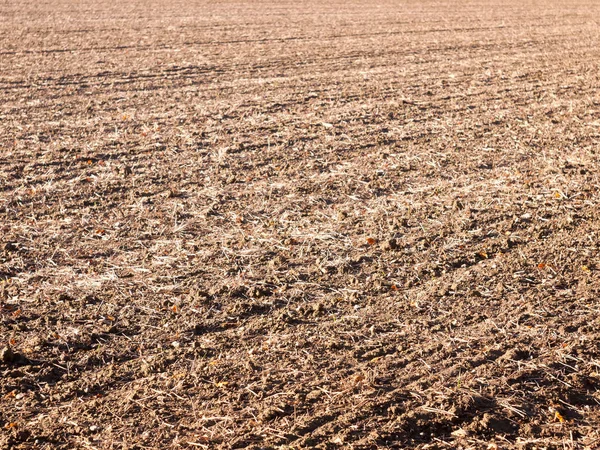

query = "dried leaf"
[353,374,365,384]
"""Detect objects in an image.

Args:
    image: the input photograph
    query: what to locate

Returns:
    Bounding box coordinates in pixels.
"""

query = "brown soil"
[2,1,600,448]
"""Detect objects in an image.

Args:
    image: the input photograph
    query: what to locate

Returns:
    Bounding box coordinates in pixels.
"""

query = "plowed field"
[2,1,600,448]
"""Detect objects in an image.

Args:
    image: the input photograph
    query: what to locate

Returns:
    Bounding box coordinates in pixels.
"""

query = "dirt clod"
[380,238,399,251]
[0,346,16,364]
[3,242,18,252]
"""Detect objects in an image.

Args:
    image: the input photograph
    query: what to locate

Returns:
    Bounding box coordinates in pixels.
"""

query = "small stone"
[306,389,322,401]
[451,428,469,438]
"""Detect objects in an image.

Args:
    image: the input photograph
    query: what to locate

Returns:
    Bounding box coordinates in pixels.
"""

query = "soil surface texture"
[2,1,600,449]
